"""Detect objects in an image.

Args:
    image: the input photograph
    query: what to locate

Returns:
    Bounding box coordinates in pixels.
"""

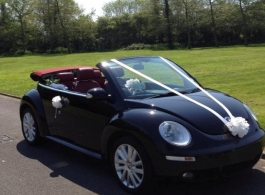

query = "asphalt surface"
[1,94,265,195]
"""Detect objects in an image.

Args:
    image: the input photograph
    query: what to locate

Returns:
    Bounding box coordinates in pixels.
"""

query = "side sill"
[46,136,101,160]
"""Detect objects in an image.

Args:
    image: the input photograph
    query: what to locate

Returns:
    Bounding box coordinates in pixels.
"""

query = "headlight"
[159,121,191,146]
[244,104,258,121]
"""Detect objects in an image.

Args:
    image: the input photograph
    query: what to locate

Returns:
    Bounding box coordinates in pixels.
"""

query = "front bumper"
[152,139,263,181]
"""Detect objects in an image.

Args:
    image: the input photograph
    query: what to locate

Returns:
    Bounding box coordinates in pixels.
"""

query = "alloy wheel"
[23,111,36,142]
[114,143,144,189]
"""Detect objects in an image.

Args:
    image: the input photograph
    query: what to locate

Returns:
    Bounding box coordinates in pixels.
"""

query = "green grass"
[1,46,265,129]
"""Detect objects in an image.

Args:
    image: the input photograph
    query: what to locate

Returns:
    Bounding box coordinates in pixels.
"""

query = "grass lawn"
[0,46,265,129]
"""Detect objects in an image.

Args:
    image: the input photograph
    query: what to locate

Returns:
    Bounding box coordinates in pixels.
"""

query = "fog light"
[182,172,194,179]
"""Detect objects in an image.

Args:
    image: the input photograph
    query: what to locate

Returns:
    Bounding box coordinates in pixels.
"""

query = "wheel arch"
[20,89,48,137]
[101,108,177,161]
[101,120,158,175]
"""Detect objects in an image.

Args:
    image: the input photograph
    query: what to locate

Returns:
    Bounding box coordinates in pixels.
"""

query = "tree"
[164,0,173,49]
[97,14,137,50]
[33,0,82,53]
[247,0,265,42]
[54,0,71,53]
[238,0,249,45]
[71,15,97,51]
[1,0,265,54]
[103,0,143,17]
[146,0,165,43]
[174,0,204,49]
[0,0,11,53]
[8,0,33,53]
[0,0,8,25]
[208,0,219,46]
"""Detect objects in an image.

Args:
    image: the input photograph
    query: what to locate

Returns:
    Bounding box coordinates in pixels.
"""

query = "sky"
[74,0,112,17]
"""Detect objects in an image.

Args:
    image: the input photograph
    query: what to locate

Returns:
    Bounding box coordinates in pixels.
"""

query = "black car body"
[20,56,265,193]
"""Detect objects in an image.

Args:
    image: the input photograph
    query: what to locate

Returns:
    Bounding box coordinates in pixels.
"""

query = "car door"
[69,94,116,151]
[38,83,81,140]
[38,83,116,151]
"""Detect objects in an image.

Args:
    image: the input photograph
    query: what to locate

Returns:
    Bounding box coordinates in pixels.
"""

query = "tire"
[21,108,44,146]
[110,136,153,194]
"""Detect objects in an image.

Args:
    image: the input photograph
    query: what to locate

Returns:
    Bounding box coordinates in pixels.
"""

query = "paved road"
[1,94,265,195]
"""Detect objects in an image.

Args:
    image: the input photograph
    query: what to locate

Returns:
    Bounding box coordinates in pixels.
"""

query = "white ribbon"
[111,58,249,138]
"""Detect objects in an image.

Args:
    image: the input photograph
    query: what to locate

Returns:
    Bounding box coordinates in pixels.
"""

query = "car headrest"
[94,69,102,78]
[111,66,124,77]
[57,72,74,81]
[77,67,95,80]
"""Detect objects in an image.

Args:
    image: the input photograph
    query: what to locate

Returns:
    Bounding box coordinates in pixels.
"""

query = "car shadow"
[17,140,265,195]
[16,140,129,195]
[147,168,265,195]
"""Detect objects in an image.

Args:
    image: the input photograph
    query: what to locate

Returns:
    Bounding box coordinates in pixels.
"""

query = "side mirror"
[86,87,108,100]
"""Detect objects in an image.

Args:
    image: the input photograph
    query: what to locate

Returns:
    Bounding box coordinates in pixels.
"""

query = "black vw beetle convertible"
[20,56,264,193]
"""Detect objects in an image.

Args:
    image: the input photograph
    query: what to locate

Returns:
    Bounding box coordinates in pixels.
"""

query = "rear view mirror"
[133,63,144,70]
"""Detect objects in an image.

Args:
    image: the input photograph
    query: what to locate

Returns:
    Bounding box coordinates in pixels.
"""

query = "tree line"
[0,0,265,55]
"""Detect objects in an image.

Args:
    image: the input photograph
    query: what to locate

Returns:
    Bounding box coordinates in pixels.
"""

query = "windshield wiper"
[190,88,201,93]
[148,91,188,99]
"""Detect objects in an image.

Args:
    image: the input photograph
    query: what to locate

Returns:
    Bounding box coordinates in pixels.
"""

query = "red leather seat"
[57,72,75,90]
[73,68,100,93]
[93,69,105,88]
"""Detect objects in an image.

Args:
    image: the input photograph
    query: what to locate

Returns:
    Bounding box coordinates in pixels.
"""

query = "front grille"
[182,152,262,182]
[221,153,261,176]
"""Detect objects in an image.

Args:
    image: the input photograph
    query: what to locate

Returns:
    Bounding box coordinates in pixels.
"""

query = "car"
[20,56,264,193]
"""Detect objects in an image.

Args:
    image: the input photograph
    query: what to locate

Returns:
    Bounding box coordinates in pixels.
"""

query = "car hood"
[125,90,249,135]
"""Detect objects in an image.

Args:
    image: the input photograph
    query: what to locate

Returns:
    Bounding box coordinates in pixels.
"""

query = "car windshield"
[103,56,200,99]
